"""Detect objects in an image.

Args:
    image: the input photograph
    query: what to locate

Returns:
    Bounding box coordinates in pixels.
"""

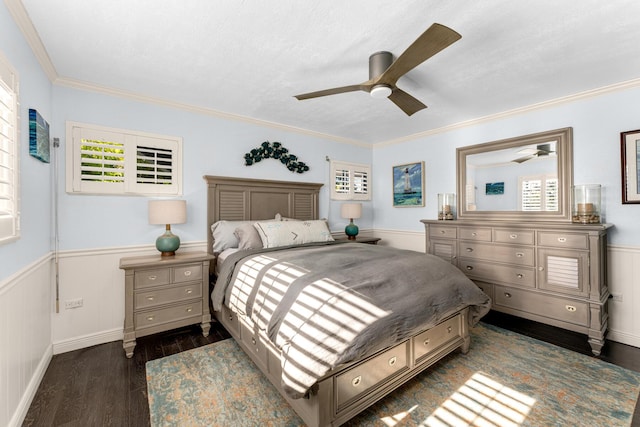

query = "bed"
[204,175,490,426]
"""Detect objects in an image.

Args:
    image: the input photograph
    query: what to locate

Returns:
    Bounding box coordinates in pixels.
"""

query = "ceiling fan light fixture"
[370,84,392,99]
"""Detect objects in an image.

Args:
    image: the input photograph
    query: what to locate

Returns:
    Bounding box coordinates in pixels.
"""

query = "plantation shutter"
[68,122,182,196]
[519,175,558,211]
[521,178,542,211]
[0,55,19,243]
[545,178,558,211]
[330,160,371,201]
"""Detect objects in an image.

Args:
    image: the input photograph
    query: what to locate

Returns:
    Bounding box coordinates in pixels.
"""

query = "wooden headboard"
[203,175,323,257]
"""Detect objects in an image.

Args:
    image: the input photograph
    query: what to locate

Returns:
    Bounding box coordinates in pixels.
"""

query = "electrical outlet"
[611,294,623,302]
[65,298,83,309]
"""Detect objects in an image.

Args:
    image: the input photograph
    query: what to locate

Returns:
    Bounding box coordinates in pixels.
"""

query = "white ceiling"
[13,0,640,145]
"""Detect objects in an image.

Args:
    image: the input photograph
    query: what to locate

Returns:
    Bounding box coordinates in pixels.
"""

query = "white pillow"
[254,220,334,248]
[234,222,263,250]
[211,217,279,253]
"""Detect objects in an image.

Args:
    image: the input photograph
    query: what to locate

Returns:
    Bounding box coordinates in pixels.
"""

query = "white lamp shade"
[341,203,362,220]
[148,200,187,225]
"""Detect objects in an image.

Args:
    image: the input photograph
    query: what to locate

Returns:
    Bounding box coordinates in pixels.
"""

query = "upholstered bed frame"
[204,175,471,426]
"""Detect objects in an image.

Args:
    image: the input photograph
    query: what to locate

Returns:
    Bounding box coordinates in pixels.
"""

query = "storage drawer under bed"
[413,313,462,364]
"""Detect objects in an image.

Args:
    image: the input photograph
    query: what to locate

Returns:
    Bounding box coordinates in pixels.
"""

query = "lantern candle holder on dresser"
[572,184,601,224]
[438,193,456,220]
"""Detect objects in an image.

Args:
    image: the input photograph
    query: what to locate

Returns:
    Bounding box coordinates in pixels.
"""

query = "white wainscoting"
[0,254,53,427]
[52,242,207,354]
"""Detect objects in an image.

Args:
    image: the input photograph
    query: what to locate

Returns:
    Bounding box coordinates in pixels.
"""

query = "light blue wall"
[373,86,640,246]
[52,86,372,250]
[0,3,53,282]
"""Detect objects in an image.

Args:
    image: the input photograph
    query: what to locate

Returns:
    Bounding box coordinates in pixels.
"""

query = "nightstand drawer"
[135,302,202,330]
[134,268,170,289]
[134,283,202,309]
[172,264,203,283]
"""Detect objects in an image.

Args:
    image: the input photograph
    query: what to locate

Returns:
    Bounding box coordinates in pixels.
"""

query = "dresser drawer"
[537,232,588,249]
[134,268,170,289]
[240,320,268,371]
[459,227,492,241]
[135,302,202,330]
[134,283,202,309]
[336,341,409,410]
[413,314,462,364]
[172,263,203,283]
[493,228,534,245]
[494,285,589,326]
[459,259,535,288]
[429,225,457,239]
[458,242,534,266]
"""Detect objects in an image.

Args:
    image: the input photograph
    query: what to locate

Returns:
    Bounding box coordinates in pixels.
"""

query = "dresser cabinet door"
[429,239,457,264]
[537,248,589,297]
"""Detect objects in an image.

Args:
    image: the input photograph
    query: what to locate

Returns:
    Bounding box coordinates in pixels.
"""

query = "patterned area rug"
[146,323,640,426]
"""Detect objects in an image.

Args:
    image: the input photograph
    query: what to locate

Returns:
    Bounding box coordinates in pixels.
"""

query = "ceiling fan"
[511,144,556,163]
[293,23,462,116]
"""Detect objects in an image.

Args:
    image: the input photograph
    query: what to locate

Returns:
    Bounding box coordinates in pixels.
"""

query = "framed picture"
[28,109,50,163]
[392,161,424,207]
[485,182,505,195]
[621,129,640,204]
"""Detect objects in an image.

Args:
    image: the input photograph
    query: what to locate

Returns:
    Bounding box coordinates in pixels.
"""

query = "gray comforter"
[212,242,491,399]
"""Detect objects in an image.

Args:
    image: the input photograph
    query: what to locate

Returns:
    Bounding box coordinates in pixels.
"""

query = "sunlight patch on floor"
[379,372,536,427]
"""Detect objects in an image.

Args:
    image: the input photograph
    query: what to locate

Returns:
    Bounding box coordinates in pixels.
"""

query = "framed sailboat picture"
[392,161,424,207]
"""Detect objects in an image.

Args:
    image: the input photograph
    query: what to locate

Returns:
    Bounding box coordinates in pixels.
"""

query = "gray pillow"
[234,222,263,250]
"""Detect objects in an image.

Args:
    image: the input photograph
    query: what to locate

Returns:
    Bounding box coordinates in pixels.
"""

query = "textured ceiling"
[15,0,640,144]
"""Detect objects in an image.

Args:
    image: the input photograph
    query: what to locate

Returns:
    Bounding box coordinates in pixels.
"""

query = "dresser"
[421,220,612,355]
[119,252,215,358]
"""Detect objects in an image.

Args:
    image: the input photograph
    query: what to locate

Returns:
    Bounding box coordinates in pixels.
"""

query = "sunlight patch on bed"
[416,372,536,426]
[277,277,391,395]
[229,255,278,315]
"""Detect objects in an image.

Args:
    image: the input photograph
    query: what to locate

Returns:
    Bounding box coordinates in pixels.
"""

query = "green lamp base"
[156,230,180,257]
[345,221,359,241]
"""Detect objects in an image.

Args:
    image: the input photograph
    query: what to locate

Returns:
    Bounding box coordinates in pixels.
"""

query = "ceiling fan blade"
[388,88,427,116]
[512,155,533,164]
[377,23,461,86]
[294,84,366,100]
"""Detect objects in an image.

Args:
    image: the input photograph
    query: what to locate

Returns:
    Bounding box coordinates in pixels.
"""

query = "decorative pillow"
[234,222,263,250]
[254,220,334,248]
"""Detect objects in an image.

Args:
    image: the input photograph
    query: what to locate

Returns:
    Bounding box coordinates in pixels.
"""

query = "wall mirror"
[457,127,573,222]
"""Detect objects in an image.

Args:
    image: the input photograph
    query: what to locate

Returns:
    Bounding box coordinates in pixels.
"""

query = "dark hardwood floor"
[23,312,640,426]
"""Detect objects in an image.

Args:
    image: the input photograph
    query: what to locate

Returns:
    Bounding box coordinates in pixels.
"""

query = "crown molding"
[54,76,369,148]
[374,77,640,148]
[4,0,57,82]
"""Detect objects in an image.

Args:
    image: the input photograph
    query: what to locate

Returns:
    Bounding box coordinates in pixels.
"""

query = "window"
[330,160,371,200]
[519,174,558,211]
[66,122,182,196]
[0,52,19,244]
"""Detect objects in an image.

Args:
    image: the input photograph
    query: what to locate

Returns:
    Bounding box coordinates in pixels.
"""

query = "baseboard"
[607,330,640,349]
[8,344,52,427]
[53,327,123,355]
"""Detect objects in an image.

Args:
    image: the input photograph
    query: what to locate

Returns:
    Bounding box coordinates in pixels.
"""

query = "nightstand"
[119,251,215,358]
[335,236,381,245]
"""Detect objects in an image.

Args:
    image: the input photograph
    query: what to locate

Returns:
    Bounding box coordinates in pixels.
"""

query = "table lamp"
[148,200,187,257]
[341,203,362,240]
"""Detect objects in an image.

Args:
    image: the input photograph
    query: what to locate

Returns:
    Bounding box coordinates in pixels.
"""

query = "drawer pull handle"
[440,230,446,234]
[424,338,430,346]
[251,337,256,345]
[471,232,477,236]
[557,237,567,243]
[515,252,524,258]
[388,356,397,366]
[352,376,362,387]
[566,305,577,312]
[538,266,545,271]
[228,315,234,321]
[146,316,154,321]
[504,292,512,298]
[516,274,523,279]
[184,270,192,277]
[510,234,518,239]
[186,307,193,313]
[466,266,473,271]
[447,326,452,333]
[186,289,193,294]
[465,248,473,252]
[147,296,154,301]
[148,275,157,281]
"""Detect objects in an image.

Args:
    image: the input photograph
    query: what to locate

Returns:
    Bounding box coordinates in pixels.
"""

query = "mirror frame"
[457,127,573,222]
